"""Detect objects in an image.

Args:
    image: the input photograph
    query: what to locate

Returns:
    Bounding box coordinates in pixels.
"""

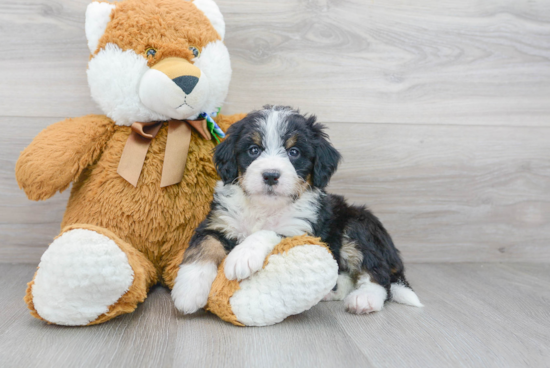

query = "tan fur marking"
[340,235,363,274]
[296,177,310,197]
[285,134,298,149]
[251,131,262,146]
[182,236,227,265]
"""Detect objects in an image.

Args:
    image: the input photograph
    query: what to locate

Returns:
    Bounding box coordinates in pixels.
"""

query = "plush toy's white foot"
[224,230,281,281]
[322,272,354,301]
[229,244,338,326]
[344,274,387,314]
[172,262,218,314]
[31,229,134,326]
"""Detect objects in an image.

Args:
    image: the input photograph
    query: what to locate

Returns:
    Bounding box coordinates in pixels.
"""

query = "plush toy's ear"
[213,124,241,184]
[192,0,226,41]
[85,2,116,54]
[308,117,341,189]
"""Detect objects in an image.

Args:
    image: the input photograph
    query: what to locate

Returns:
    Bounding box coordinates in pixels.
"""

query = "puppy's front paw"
[224,246,266,281]
[344,289,385,314]
[172,262,217,314]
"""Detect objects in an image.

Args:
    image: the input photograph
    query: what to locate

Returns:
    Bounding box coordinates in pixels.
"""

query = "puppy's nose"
[263,171,281,186]
[172,75,199,94]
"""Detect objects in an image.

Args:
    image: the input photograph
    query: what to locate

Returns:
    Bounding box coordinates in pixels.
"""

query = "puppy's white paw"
[172,262,217,314]
[224,230,282,281]
[344,289,386,314]
[224,246,266,281]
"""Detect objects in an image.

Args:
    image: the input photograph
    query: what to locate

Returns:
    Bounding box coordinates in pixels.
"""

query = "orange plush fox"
[16,0,337,327]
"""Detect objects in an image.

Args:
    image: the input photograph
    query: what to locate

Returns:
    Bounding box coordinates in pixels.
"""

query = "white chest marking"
[207,182,321,242]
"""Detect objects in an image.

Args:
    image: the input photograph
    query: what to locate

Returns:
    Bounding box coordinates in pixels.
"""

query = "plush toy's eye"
[145,48,157,58]
[189,46,201,58]
[288,147,300,158]
[248,145,261,157]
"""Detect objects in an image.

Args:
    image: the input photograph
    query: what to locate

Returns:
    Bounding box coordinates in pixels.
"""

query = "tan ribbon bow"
[117,119,212,188]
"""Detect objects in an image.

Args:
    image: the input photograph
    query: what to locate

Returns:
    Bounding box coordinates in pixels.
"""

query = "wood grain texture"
[1,263,549,367]
[1,0,550,125]
[224,0,550,125]
[2,117,549,263]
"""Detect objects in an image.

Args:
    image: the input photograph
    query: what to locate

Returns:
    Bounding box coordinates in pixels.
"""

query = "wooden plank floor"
[1,263,549,368]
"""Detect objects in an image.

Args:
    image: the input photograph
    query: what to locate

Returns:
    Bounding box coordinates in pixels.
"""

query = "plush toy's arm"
[214,113,247,134]
[15,114,116,201]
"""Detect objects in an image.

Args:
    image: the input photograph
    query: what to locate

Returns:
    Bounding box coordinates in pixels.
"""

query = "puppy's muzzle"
[262,171,280,186]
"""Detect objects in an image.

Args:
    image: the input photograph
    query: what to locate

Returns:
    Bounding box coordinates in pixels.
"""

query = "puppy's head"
[214,106,341,201]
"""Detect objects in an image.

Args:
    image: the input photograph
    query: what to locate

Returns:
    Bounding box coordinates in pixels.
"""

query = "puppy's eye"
[189,46,200,58]
[145,48,157,58]
[248,145,261,157]
[288,147,300,158]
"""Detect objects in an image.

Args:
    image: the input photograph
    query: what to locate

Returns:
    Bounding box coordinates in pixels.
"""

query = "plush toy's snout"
[139,57,208,120]
[152,57,201,92]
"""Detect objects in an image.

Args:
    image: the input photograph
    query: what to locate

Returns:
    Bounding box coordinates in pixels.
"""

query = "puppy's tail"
[390,282,423,307]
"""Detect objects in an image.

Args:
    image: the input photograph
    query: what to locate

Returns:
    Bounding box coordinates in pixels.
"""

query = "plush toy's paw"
[230,243,338,326]
[206,236,338,327]
[31,229,134,326]
[172,262,218,314]
[224,230,281,281]
[344,286,386,314]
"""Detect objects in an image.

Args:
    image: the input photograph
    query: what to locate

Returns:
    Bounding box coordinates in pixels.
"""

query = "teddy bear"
[15,0,338,327]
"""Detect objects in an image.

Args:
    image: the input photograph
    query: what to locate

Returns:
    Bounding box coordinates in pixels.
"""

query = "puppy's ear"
[214,123,241,184]
[308,116,341,189]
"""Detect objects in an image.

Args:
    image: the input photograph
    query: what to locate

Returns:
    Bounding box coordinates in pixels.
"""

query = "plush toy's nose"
[172,76,199,94]
[151,57,201,94]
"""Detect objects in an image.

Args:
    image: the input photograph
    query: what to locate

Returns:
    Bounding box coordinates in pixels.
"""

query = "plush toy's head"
[85,0,231,126]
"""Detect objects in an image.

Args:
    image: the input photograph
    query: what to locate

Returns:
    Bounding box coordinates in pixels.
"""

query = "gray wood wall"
[1,0,549,264]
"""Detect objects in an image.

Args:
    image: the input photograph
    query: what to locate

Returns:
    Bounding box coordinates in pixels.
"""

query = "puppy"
[172,105,422,315]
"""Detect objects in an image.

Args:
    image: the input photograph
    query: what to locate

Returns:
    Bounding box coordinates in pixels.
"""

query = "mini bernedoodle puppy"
[173,105,422,315]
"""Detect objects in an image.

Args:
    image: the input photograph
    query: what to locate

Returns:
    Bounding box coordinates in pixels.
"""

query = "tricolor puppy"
[173,106,422,315]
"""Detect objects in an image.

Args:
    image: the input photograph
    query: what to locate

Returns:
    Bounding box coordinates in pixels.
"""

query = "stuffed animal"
[15,0,338,327]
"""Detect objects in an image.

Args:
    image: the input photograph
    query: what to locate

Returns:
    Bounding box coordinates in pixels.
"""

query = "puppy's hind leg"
[344,273,388,314]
